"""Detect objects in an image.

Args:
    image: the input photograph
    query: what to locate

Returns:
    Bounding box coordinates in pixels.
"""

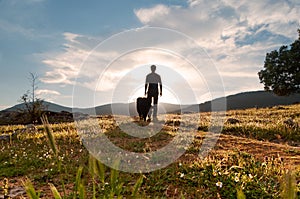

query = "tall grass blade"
[23,178,40,199]
[41,115,58,157]
[73,166,84,199]
[110,161,120,193]
[236,188,246,199]
[88,154,95,178]
[41,115,66,198]
[95,157,106,184]
[78,182,85,199]
[180,192,186,199]
[92,181,96,199]
[88,154,97,199]
[49,183,62,199]
[281,169,297,199]
[131,175,144,197]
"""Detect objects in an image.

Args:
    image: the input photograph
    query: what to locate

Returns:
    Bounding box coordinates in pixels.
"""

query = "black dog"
[136,97,151,121]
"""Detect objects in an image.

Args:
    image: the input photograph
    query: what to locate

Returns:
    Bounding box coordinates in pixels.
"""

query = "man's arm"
[159,76,162,96]
[145,75,149,96]
[145,83,148,96]
[160,84,162,96]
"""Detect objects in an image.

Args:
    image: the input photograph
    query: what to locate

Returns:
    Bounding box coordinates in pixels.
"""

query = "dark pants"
[147,91,158,118]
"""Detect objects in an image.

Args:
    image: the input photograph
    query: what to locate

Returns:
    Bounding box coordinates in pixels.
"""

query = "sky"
[0,0,299,110]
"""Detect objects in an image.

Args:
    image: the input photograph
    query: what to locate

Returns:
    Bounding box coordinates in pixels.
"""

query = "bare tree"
[19,72,47,124]
[29,72,38,104]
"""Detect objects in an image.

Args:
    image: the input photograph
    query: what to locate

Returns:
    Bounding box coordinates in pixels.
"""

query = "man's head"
[151,65,156,72]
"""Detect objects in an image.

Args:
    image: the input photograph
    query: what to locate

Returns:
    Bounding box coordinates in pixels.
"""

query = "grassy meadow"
[0,104,300,198]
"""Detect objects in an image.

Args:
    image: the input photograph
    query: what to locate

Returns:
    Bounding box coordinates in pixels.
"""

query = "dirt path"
[194,132,300,167]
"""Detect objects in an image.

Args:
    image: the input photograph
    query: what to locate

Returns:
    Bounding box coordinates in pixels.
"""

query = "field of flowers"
[0,104,299,198]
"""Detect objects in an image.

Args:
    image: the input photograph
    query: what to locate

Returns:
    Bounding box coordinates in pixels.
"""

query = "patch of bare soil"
[190,132,300,167]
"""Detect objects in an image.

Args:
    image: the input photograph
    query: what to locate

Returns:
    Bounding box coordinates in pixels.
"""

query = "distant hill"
[94,91,300,114]
[2,91,300,116]
[4,101,72,113]
[185,90,300,112]
[225,91,300,109]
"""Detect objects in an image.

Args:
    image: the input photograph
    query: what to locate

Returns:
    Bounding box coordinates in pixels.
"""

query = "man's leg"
[147,96,153,120]
[153,95,158,120]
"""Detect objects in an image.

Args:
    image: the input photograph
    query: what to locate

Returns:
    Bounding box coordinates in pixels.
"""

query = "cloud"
[135,1,239,40]
[134,4,170,24]
[135,0,299,44]
[35,89,61,102]
[36,89,60,96]
[40,32,101,85]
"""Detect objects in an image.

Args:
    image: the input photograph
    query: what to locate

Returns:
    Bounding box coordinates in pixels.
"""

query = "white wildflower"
[216,181,223,188]
[248,174,253,179]
[234,176,239,182]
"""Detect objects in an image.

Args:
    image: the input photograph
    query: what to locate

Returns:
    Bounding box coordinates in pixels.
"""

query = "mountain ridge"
[2,90,300,115]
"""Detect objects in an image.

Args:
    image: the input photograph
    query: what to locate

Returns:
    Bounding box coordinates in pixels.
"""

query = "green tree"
[19,73,47,124]
[258,29,300,96]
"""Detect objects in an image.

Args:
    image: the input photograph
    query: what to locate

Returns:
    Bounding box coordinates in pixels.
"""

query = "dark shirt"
[145,72,162,95]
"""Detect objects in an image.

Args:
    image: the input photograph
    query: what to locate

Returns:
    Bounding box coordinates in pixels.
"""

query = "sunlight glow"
[128,86,180,105]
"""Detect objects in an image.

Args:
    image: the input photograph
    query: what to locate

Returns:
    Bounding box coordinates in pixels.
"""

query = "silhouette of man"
[145,65,162,121]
